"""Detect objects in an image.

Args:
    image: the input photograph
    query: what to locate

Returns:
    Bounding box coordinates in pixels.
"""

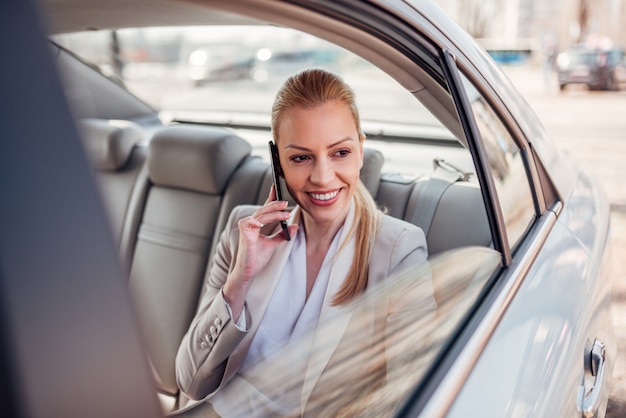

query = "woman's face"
[277,100,364,229]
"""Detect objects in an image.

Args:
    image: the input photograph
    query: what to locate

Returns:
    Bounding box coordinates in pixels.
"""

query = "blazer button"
[214,317,222,327]
[200,341,208,349]
[209,326,218,337]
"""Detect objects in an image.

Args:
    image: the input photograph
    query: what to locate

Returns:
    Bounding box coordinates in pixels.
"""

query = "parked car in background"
[614,51,626,90]
[249,47,344,83]
[184,26,345,86]
[187,45,255,85]
[1,0,615,417]
[557,45,625,91]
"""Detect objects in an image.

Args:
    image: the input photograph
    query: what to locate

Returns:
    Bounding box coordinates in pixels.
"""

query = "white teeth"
[310,190,339,201]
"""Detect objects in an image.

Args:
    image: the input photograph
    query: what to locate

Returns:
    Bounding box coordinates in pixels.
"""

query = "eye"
[289,154,310,163]
[334,148,351,158]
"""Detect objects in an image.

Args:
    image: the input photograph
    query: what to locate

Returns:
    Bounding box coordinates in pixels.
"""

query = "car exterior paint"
[448,170,614,416]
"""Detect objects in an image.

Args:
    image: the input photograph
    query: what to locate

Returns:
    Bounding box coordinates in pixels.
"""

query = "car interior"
[75,105,492,410]
[48,5,500,413]
[77,116,492,410]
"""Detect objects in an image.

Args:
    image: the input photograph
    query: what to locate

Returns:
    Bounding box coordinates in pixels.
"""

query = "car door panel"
[447,168,614,417]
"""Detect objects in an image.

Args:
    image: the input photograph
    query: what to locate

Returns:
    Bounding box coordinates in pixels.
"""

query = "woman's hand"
[223,185,297,320]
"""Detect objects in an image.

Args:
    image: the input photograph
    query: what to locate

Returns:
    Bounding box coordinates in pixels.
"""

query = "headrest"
[78,118,143,171]
[360,147,384,197]
[148,125,252,194]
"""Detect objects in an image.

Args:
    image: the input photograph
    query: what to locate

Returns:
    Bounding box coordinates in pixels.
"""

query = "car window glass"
[54,28,441,129]
[53,26,476,176]
[461,73,537,248]
[204,248,501,417]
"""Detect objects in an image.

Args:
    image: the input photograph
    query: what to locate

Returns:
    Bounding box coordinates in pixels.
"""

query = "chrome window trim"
[409,206,560,417]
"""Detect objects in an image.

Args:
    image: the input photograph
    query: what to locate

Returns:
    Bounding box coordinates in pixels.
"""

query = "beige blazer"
[175,204,433,415]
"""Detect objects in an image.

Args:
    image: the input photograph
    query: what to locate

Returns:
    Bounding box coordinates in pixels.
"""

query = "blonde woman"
[176,69,433,415]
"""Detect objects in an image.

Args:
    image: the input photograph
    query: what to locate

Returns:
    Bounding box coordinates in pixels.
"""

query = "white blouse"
[211,216,346,416]
[240,219,343,372]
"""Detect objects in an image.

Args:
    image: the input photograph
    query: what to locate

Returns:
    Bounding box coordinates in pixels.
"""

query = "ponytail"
[331,181,382,305]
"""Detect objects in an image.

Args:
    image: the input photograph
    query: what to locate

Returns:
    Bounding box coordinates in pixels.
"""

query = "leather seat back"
[377,161,491,257]
[126,124,251,398]
[78,118,145,246]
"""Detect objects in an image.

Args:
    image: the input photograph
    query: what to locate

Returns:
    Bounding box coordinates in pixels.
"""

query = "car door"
[416,32,616,418]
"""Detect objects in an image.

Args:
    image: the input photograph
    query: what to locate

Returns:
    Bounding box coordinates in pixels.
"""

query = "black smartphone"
[268,141,290,241]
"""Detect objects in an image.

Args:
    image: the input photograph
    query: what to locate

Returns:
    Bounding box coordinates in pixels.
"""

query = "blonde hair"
[272,69,382,305]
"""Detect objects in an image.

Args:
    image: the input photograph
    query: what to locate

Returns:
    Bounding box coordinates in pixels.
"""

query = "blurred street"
[503,64,626,417]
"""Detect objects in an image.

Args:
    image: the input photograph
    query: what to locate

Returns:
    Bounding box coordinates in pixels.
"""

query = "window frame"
[440,50,551,262]
[439,49,512,264]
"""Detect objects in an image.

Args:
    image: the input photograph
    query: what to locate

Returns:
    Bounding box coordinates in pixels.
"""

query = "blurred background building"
[435,0,626,64]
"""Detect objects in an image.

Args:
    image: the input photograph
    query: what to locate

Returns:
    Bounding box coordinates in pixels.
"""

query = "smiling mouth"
[309,190,339,201]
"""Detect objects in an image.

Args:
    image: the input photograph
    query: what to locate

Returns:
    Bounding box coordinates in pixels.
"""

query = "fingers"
[264,224,299,244]
[238,201,290,233]
[238,217,264,230]
[254,200,289,223]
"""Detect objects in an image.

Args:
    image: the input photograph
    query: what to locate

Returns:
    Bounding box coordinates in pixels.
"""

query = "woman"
[176,69,433,415]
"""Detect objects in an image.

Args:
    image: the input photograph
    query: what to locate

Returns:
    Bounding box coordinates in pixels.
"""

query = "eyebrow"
[284,137,355,152]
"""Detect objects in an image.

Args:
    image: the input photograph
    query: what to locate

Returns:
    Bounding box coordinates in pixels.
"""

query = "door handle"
[578,338,607,418]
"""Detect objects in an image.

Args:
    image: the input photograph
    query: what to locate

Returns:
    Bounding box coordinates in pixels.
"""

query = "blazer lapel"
[300,204,356,410]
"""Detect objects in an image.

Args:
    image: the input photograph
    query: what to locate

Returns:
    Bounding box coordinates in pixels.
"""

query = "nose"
[309,157,334,185]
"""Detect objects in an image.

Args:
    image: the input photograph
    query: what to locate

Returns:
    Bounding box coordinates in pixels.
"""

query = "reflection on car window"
[461,74,536,248]
[202,248,500,416]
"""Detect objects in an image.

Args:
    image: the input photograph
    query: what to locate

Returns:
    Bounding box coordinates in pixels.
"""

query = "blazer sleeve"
[175,206,255,401]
